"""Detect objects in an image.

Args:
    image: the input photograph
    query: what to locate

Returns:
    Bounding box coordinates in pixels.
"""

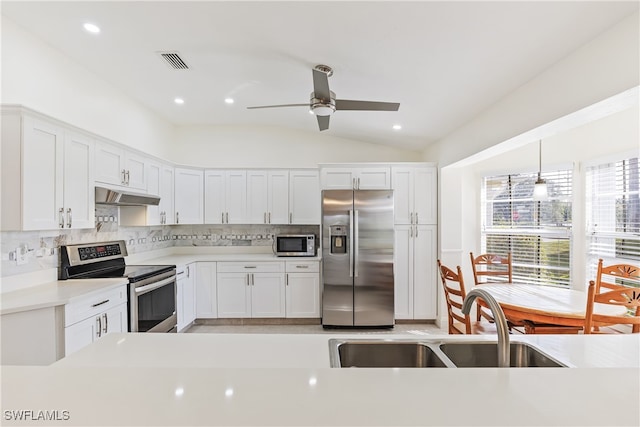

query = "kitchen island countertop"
[2,332,638,426]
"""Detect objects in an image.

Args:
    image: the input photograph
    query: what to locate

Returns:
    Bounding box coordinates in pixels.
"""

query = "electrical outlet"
[15,247,27,265]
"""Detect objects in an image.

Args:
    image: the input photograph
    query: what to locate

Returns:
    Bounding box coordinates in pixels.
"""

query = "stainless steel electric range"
[59,240,177,333]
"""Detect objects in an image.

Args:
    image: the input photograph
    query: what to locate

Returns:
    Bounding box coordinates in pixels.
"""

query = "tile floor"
[187,323,446,335]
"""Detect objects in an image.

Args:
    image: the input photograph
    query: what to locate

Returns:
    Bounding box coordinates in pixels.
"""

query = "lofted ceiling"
[2,1,638,151]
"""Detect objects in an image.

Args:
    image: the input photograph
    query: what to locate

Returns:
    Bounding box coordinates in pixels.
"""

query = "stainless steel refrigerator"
[322,189,395,327]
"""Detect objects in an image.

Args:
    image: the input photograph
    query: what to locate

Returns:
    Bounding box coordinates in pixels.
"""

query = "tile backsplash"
[1,205,319,278]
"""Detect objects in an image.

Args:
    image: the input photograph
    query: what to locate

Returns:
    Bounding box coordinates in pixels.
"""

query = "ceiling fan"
[247,65,400,131]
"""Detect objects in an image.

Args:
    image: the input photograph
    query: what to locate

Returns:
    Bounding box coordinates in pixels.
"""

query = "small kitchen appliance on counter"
[59,240,177,333]
[273,234,316,257]
[321,190,395,328]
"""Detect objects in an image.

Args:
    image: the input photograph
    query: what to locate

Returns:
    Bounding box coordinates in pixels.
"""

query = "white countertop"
[0,278,128,315]
[3,332,639,426]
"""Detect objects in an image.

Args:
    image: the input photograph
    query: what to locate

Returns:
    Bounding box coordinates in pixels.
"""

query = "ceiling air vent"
[157,51,189,70]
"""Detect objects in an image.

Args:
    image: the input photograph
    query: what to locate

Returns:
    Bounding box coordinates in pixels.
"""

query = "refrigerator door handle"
[349,209,354,278]
[354,209,359,277]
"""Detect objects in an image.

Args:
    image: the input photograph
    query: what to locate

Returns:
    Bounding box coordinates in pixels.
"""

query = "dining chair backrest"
[584,259,640,334]
[437,260,470,334]
[469,252,512,285]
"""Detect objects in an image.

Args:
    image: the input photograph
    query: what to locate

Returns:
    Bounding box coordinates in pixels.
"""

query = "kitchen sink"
[438,342,566,368]
[335,341,450,368]
[329,339,567,368]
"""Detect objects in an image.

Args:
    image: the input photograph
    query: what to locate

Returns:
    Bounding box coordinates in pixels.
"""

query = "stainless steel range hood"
[95,186,160,206]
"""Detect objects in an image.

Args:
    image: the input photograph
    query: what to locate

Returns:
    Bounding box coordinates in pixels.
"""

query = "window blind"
[482,169,573,287]
[586,157,640,281]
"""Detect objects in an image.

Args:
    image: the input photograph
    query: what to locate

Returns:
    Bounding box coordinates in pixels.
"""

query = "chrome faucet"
[462,288,510,368]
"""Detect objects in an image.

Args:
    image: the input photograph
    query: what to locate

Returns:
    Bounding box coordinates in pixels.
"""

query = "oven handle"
[134,275,176,295]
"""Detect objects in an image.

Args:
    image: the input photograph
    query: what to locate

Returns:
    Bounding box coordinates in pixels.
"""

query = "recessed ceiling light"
[224,98,234,104]
[83,23,100,34]
[174,98,185,105]
[393,124,402,130]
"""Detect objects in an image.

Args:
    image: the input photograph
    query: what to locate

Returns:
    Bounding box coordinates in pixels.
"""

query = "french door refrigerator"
[322,189,395,327]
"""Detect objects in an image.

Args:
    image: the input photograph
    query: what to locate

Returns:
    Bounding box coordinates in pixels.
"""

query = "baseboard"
[195,318,322,326]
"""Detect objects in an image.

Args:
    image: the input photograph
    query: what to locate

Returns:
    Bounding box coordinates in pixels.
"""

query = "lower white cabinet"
[64,285,128,356]
[177,263,197,332]
[394,225,437,320]
[195,262,217,318]
[217,262,285,318]
[285,261,320,318]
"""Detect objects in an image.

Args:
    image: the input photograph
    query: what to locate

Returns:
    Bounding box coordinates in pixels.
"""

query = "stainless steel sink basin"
[329,339,567,368]
[438,342,566,368]
[335,341,450,368]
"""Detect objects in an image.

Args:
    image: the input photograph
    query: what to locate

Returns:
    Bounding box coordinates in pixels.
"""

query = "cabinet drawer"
[64,285,127,327]
[217,262,284,273]
[285,261,319,273]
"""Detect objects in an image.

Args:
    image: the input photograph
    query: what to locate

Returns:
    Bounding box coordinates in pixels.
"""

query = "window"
[586,156,640,282]
[481,169,573,287]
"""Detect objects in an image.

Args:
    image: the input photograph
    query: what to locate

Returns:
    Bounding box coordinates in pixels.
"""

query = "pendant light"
[533,140,548,201]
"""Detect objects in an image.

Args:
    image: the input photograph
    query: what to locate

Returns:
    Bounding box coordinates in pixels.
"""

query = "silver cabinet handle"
[268,212,271,224]
[59,208,65,228]
[91,299,110,308]
[125,170,130,185]
[251,273,254,286]
[186,265,190,278]
[357,177,360,189]
[264,212,267,224]
[66,208,72,228]
[410,212,414,225]
[416,212,419,224]
[102,313,108,334]
[221,212,224,223]
[285,273,288,286]
[295,265,309,269]
[96,316,102,338]
[246,274,250,286]
[410,226,413,238]
[226,212,229,223]
[289,212,292,224]
[176,211,179,224]
[352,177,356,189]
[244,266,257,269]
[121,169,126,185]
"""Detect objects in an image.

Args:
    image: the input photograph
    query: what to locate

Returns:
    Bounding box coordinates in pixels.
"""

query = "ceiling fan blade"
[312,69,331,101]
[317,115,330,131]
[335,99,400,111]
[246,104,309,110]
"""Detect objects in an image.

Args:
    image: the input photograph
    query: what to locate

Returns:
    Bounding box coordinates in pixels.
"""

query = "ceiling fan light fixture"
[312,104,335,116]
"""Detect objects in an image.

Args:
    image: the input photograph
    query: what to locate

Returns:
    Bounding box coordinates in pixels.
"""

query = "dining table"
[472,283,628,329]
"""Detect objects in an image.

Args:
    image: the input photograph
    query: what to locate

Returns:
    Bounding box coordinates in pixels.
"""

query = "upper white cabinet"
[1,110,95,231]
[204,170,247,224]
[95,140,147,191]
[320,165,391,190]
[147,162,175,225]
[289,169,320,224]
[246,170,289,224]
[392,165,437,225]
[175,167,204,224]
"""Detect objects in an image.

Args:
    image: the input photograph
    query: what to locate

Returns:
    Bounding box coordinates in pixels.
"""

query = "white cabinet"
[217,262,285,318]
[320,166,391,190]
[1,110,95,231]
[196,262,217,319]
[289,170,321,224]
[95,140,147,190]
[147,162,175,225]
[64,285,128,356]
[247,170,289,224]
[285,261,320,318]
[204,170,247,224]
[177,263,197,332]
[392,165,437,225]
[175,167,204,224]
[394,224,437,320]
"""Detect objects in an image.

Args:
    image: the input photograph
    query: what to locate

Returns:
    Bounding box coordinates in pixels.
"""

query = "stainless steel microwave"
[274,234,316,257]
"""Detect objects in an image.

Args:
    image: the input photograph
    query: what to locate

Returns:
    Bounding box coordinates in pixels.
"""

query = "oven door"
[130,270,177,333]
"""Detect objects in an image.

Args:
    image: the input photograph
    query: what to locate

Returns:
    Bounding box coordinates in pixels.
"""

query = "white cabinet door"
[357,167,391,189]
[63,131,95,229]
[217,273,251,318]
[64,315,99,356]
[146,161,162,225]
[320,168,355,190]
[251,273,286,317]
[413,167,437,225]
[124,151,147,190]
[177,263,197,332]
[104,303,128,335]
[394,225,413,320]
[225,170,247,224]
[204,170,225,224]
[412,225,437,318]
[392,165,437,225]
[392,167,413,225]
[196,262,217,319]
[21,116,64,230]
[175,167,204,224]
[95,140,125,186]
[268,170,289,224]
[246,170,269,224]
[286,273,320,317]
[160,165,175,225]
[289,170,320,224]
[321,166,390,190]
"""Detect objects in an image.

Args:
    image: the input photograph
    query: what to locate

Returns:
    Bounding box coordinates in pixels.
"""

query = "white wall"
[172,125,421,168]
[1,16,175,159]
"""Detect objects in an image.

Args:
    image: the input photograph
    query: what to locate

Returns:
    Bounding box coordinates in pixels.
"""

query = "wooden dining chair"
[584,259,640,334]
[437,260,497,335]
[469,252,513,323]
